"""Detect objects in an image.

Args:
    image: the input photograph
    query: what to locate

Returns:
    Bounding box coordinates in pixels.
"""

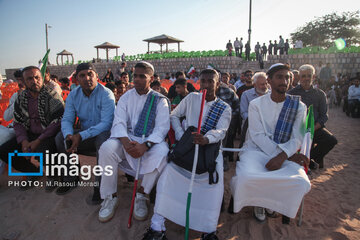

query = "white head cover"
[138,61,154,73]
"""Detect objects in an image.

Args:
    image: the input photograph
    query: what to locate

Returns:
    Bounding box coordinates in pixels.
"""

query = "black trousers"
[54,130,110,183]
[310,127,337,168]
[0,133,57,173]
[348,99,360,117]
[222,116,238,160]
[235,47,240,57]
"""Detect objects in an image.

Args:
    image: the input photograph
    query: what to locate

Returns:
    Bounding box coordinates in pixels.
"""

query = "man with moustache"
[288,64,337,169]
[0,66,64,188]
[230,63,311,223]
[236,70,254,99]
[97,61,170,223]
[143,69,231,240]
[55,63,115,200]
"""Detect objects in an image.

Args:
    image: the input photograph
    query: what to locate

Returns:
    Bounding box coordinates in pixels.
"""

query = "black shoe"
[55,183,77,195]
[142,228,167,240]
[19,176,40,191]
[309,159,319,170]
[45,177,57,192]
[86,187,103,205]
[201,232,219,240]
[282,215,290,224]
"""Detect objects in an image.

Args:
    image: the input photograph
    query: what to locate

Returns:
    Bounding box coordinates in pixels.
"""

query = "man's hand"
[288,153,309,167]
[126,141,147,159]
[21,140,30,153]
[66,133,82,153]
[28,138,41,152]
[120,138,136,152]
[315,122,322,131]
[192,132,209,146]
[265,152,287,171]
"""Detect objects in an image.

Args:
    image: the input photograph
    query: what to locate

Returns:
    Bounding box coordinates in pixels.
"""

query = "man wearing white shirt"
[98,61,170,223]
[234,37,240,57]
[143,69,231,240]
[230,63,311,223]
[348,78,360,117]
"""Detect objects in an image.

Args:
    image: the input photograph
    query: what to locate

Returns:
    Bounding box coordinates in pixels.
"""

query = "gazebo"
[143,34,184,53]
[56,49,74,65]
[94,42,120,62]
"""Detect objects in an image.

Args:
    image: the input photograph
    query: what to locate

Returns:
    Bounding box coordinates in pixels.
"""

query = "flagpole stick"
[128,95,155,229]
[185,89,206,240]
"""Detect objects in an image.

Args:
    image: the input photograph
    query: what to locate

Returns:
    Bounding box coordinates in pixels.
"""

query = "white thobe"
[230,94,311,218]
[99,89,170,197]
[154,92,232,233]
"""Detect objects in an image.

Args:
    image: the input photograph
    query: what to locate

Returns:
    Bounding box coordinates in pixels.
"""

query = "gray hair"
[292,70,299,74]
[299,64,315,75]
[253,72,267,84]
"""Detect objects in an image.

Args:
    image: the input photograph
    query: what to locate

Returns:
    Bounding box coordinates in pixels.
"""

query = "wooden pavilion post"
[178,42,180,52]
[148,42,150,53]
[106,48,109,62]
[97,48,99,61]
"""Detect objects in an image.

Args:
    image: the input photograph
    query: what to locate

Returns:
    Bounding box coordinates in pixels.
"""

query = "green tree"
[290,11,360,48]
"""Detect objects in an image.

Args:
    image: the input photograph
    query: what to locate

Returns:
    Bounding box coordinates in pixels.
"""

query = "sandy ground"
[0,106,359,240]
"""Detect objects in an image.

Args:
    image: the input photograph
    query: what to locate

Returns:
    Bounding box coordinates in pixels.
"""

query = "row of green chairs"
[288,46,360,55]
[103,45,360,63]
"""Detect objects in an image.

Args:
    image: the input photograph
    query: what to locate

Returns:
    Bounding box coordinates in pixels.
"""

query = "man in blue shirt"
[55,63,115,202]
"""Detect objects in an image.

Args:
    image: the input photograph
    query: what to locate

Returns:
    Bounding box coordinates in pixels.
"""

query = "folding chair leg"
[297,198,304,226]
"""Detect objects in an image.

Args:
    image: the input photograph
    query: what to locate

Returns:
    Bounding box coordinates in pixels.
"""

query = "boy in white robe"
[143,69,231,240]
[98,61,170,223]
[230,63,311,223]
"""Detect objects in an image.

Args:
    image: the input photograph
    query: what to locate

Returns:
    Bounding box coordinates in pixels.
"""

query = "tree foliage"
[290,11,360,48]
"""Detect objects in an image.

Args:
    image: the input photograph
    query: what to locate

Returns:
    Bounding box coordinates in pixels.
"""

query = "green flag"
[306,105,315,138]
[39,49,50,79]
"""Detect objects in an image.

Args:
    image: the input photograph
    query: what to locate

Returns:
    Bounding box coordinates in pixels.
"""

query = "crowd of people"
[226,35,294,61]
[1,58,359,240]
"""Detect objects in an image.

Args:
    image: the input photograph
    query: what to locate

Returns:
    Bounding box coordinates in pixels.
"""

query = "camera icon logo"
[8,150,43,176]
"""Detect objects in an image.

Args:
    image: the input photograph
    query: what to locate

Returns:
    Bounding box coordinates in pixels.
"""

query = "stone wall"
[5,57,266,80]
[5,53,360,80]
[267,53,360,75]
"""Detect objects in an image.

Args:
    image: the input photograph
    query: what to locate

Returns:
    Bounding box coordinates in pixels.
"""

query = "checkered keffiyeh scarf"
[134,90,169,137]
[14,87,64,130]
[200,98,227,134]
[273,95,300,144]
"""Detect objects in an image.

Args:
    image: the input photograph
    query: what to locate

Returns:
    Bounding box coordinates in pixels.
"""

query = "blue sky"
[1,0,359,75]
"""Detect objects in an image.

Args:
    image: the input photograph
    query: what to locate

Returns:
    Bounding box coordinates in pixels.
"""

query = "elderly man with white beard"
[238,72,269,146]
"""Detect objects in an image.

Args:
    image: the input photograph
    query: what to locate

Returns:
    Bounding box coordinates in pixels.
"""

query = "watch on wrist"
[145,141,154,150]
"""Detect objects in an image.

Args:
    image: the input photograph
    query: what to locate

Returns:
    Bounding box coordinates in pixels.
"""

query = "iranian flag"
[187,65,195,75]
[300,105,314,173]
[38,49,50,78]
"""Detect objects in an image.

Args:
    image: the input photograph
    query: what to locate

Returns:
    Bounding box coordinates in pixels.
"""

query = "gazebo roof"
[94,42,120,49]
[57,49,73,55]
[143,34,184,44]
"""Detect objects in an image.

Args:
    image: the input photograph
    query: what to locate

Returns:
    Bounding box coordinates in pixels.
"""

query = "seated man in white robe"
[143,69,231,240]
[97,61,170,223]
[230,63,311,223]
